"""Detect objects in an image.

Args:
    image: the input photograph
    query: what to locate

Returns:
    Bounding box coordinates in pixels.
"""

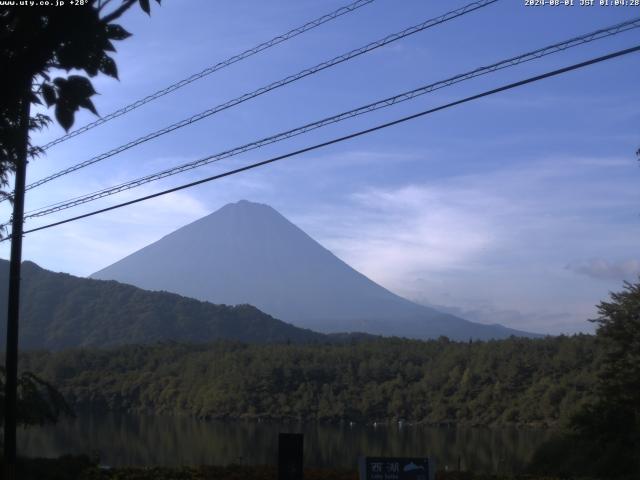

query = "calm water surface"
[18,413,552,473]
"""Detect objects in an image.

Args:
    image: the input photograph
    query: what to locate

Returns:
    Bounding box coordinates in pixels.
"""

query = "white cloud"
[292,154,639,333]
[331,184,498,278]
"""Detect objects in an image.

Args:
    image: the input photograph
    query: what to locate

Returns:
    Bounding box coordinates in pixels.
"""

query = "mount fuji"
[91,200,536,340]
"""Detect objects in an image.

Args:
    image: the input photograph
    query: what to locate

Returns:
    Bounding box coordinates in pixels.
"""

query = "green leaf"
[55,39,96,72]
[79,98,99,116]
[30,92,42,106]
[139,0,150,15]
[42,84,57,107]
[84,52,101,77]
[98,55,118,79]
[55,102,75,131]
[104,40,116,52]
[106,24,132,41]
[65,75,96,98]
[49,75,98,127]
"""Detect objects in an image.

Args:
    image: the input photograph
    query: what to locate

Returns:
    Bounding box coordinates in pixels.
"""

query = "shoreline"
[66,408,563,430]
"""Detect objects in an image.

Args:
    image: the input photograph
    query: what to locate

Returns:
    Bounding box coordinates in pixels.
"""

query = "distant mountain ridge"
[0,260,326,350]
[92,200,537,340]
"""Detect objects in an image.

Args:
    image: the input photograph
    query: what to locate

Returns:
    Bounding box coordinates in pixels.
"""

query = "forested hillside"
[0,260,326,349]
[21,335,599,427]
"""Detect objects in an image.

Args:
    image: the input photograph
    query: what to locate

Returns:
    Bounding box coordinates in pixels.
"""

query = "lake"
[18,412,553,473]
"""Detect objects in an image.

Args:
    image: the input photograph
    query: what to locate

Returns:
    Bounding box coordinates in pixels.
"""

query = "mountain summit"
[91,200,535,340]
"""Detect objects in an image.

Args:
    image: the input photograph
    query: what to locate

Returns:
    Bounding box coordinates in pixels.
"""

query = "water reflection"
[18,413,552,473]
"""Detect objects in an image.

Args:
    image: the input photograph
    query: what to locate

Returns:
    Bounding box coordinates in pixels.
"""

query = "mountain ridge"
[0,259,328,350]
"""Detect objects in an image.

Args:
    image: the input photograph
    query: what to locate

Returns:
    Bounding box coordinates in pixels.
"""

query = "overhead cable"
[22,17,640,220]
[20,0,498,195]
[38,0,377,151]
[11,43,639,238]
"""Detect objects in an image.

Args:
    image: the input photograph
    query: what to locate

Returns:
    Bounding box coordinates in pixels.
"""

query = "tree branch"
[101,0,137,24]
[98,0,115,13]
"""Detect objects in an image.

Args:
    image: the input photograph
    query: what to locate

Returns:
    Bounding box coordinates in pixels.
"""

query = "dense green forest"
[20,335,598,427]
[0,260,327,349]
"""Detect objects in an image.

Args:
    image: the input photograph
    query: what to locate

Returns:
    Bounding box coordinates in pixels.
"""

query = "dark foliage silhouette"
[529,279,640,478]
[0,0,160,196]
[0,366,72,427]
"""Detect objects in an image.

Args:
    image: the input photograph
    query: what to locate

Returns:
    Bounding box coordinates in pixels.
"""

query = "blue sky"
[1,0,639,334]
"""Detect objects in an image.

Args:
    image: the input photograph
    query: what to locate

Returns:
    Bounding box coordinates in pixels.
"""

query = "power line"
[19,0,498,195]
[11,44,639,239]
[38,0,376,151]
[21,16,640,220]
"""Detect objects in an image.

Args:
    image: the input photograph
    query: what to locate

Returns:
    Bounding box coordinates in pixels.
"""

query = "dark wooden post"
[3,79,31,479]
[278,433,303,480]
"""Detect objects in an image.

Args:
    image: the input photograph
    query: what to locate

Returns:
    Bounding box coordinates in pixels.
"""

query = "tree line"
[20,335,599,427]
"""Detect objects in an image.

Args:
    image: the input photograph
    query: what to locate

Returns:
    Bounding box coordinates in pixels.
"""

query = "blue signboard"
[359,457,434,480]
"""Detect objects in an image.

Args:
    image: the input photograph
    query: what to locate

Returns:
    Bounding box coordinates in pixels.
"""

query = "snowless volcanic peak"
[91,200,537,340]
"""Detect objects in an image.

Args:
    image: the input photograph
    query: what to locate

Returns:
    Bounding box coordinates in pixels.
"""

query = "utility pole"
[3,79,31,479]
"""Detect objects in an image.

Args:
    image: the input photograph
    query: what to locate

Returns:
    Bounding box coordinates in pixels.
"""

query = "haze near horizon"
[90,199,539,340]
[1,0,638,335]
